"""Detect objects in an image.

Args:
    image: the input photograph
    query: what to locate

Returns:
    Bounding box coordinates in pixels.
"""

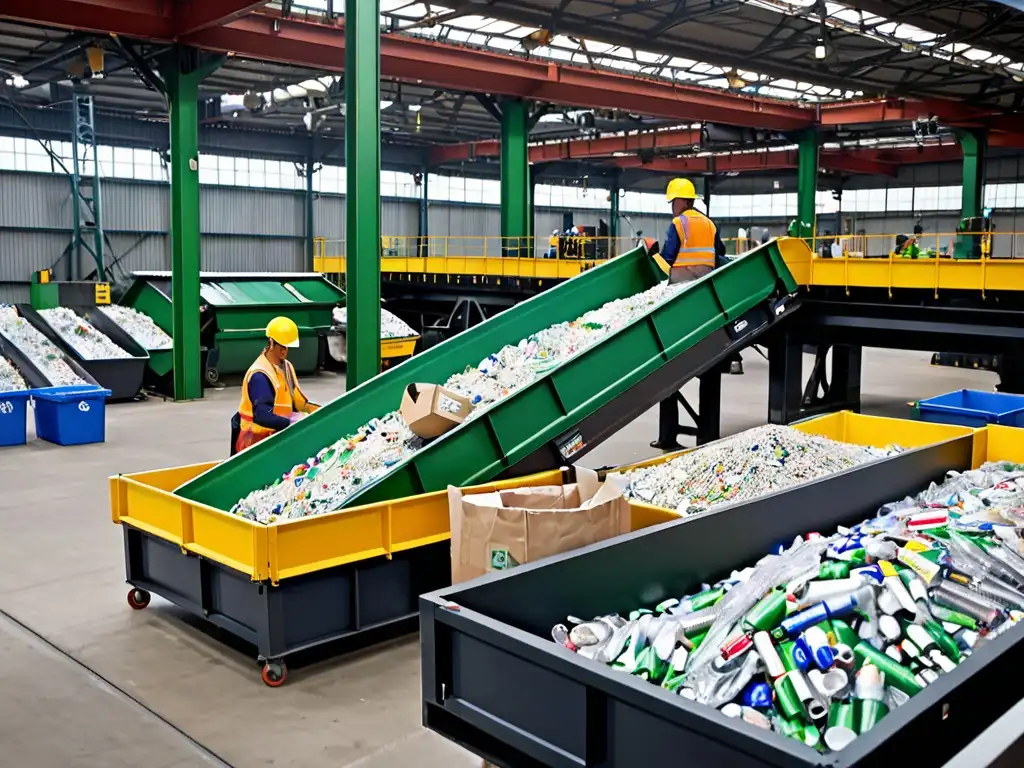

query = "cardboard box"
[400,383,473,439]
[448,467,631,584]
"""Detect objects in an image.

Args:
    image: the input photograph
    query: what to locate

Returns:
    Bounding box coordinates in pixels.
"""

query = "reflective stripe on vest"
[672,211,716,267]
[237,353,295,437]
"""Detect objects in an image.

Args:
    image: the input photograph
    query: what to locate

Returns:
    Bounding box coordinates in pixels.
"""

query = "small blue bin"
[0,389,33,447]
[32,385,113,446]
[917,389,1024,428]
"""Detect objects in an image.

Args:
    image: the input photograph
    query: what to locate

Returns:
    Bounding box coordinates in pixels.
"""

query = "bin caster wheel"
[127,588,151,610]
[205,366,220,385]
[261,660,287,688]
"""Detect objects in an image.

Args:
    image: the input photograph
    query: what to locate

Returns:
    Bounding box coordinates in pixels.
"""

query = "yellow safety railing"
[313,235,639,282]
[780,231,1024,297]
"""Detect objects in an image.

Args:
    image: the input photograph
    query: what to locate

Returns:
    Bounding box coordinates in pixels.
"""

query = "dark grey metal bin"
[420,435,1024,767]
[123,523,449,686]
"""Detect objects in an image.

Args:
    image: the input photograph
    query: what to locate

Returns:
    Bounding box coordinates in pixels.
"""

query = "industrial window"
[915,186,940,210]
[887,187,913,211]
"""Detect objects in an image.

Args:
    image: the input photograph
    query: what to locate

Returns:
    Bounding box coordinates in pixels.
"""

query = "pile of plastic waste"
[100,305,172,350]
[40,308,131,360]
[0,355,27,392]
[552,461,1024,753]
[0,306,86,386]
[333,306,418,339]
[231,281,688,523]
[619,425,901,515]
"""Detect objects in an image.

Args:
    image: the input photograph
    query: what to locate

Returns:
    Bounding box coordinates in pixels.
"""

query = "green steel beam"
[419,164,429,257]
[500,99,529,256]
[796,130,819,241]
[345,0,381,388]
[610,174,620,253]
[956,128,986,220]
[162,46,222,401]
[305,137,315,272]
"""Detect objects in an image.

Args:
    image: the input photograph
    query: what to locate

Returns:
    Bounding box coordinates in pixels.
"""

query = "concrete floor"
[0,348,998,767]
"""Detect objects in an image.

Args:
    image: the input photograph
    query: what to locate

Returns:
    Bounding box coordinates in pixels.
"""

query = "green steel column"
[305,138,316,272]
[957,128,986,220]
[345,0,381,388]
[796,130,819,241]
[163,47,220,402]
[528,162,538,251]
[419,165,429,257]
[609,175,620,254]
[500,99,529,255]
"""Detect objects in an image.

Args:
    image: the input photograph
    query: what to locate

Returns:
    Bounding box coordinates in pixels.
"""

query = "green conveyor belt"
[177,242,798,513]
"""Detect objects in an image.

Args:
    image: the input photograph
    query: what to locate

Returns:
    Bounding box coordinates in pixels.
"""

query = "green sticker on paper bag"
[489,548,519,571]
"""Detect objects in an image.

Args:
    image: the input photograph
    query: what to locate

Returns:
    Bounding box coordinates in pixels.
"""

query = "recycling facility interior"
[5,1,1024,767]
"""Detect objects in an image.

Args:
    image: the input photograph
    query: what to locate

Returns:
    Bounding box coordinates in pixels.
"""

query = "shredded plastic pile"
[333,306,418,339]
[0,355,27,392]
[40,307,131,360]
[232,281,688,523]
[553,461,1024,754]
[619,425,901,515]
[0,306,86,386]
[100,305,172,350]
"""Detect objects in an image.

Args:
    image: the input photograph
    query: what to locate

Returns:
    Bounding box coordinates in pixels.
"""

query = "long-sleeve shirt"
[663,217,729,268]
[248,371,291,430]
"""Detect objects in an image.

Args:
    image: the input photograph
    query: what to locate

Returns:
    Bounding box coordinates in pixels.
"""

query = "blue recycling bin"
[0,389,32,447]
[917,389,1024,428]
[32,385,112,446]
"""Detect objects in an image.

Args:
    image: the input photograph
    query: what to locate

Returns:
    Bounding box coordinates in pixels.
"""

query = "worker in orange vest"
[661,178,741,374]
[230,316,320,455]
[661,177,726,280]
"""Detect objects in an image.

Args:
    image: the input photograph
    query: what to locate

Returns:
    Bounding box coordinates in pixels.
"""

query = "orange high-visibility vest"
[236,353,314,452]
[672,209,717,268]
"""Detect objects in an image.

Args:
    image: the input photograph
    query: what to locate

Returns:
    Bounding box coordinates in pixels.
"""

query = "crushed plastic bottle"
[333,306,418,339]
[99,305,172,350]
[231,281,688,523]
[618,425,902,515]
[39,307,132,360]
[0,354,27,392]
[0,306,86,386]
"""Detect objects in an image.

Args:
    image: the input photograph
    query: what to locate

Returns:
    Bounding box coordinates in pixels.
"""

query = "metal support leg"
[651,367,724,451]
[162,46,222,402]
[768,332,803,424]
[345,0,382,388]
[304,138,316,272]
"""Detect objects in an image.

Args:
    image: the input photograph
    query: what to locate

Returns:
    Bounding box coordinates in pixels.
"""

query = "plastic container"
[0,389,32,447]
[33,385,112,446]
[917,388,1024,428]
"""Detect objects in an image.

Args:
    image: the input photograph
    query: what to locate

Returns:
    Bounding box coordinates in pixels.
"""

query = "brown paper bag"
[448,467,631,584]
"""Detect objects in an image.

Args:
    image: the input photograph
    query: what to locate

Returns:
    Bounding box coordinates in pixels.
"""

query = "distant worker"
[661,178,740,374]
[547,229,559,258]
[230,316,320,455]
[760,228,771,246]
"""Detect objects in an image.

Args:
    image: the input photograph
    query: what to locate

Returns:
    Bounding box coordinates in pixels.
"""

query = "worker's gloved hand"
[289,412,306,424]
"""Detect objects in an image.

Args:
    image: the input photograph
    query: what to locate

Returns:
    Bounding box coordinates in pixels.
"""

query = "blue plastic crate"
[32,385,112,446]
[917,389,1024,428]
[0,389,33,447]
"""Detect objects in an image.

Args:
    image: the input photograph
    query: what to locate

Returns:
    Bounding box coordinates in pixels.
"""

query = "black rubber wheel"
[261,660,288,688]
[127,588,151,610]
[204,366,220,385]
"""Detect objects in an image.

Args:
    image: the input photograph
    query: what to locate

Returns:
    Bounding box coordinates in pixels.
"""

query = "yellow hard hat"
[666,178,698,202]
[266,316,300,348]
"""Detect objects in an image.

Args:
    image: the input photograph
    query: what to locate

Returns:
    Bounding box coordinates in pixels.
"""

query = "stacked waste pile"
[0,355,27,392]
[40,307,131,360]
[232,281,688,523]
[553,462,1024,753]
[0,306,86,386]
[100,305,172,350]
[619,425,901,515]
[333,306,418,339]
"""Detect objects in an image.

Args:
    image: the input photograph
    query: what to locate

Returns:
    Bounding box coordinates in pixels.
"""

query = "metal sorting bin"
[111,412,968,686]
[17,304,147,401]
[419,426,1024,768]
[89,306,174,380]
[176,239,805,515]
[121,271,346,380]
[0,327,101,390]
